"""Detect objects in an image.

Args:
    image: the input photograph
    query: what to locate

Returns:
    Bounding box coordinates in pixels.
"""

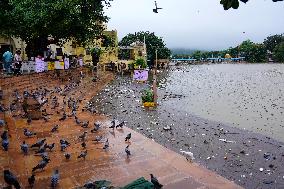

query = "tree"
[119,31,171,66]
[239,40,266,62]
[0,0,112,58]
[220,0,283,10]
[273,42,284,62]
[263,34,284,52]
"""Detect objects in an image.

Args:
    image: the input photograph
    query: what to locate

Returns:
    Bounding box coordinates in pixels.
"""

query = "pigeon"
[81,121,89,128]
[31,139,46,149]
[44,143,55,151]
[0,119,5,127]
[91,122,100,133]
[20,141,29,155]
[1,130,9,140]
[32,159,50,172]
[75,116,81,125]
[59,112,66,121]
[116,121,125,129]
[81,142,87,149]
[35,145,46,154]
[27,117,32,125]
[51,169,59,188]
[84,181,96,189]
[4,170,21,189]
[109,119,115,129]
[153,1,163,13]
[2,139,9,151]
[78,131,87,141]
[40,152,50,161]
[125,145,131,157]
[24,128,36,137]
[42,116,49,122]
[150,174,163,189]
[64,153,71,160]
[93,136,103,143]
[103,139,109,150]
[51,125,59,132]
[60,143,68,152]
[28,174,35,188]
[180,150,195,162]
[77,150,88,160]
[125,133,131,142]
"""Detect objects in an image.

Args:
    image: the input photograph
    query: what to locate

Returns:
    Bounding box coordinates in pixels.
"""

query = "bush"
[134,58,147,69]
[141,89,154,103]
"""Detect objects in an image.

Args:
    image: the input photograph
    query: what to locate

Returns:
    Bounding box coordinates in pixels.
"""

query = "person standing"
[13,50,22,76]
[2,50,13,74]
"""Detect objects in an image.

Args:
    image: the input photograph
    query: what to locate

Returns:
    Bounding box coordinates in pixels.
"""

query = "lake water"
[159,63,284,142]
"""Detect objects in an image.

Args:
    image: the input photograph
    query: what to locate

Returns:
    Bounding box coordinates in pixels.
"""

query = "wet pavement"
[92,64,284,189]
[0,69,241,189]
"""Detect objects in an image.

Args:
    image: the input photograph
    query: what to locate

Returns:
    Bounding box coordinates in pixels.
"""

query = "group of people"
[2,50,22,76]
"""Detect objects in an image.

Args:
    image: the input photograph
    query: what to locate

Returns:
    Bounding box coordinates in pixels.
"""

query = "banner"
[64,58,70,69]
[35,58,45,73]
[133,70,148,81]
[55,61,64,69]
[48,62,55,71]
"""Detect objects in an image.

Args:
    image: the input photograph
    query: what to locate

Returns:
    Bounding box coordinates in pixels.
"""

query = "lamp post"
[153,49,158,106]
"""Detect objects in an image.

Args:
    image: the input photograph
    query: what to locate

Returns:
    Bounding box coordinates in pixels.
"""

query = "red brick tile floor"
[0,72,242,189]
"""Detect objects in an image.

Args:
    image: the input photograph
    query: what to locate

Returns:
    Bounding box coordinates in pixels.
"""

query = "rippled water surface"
[160,64,284,142]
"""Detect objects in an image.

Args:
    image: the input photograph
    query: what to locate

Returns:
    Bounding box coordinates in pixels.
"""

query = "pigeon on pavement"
[150,174,163,189]
[4,170,21,189]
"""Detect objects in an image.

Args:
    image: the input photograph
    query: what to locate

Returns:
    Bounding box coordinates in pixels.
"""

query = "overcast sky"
[105,0,284,50]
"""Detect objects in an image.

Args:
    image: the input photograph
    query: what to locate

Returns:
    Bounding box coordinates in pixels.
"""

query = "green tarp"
[121,177,154,189]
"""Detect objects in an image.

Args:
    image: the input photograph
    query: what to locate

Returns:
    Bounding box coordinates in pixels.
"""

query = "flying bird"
[150,174,163,189]
[153,1,162,13]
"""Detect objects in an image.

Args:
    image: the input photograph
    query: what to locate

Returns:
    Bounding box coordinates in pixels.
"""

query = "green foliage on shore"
[173,34,284,63]
[220,0,283,10]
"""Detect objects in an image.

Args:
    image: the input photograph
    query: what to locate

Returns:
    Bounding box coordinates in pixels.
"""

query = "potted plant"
[141,89,155,107]
[134,58,147,69]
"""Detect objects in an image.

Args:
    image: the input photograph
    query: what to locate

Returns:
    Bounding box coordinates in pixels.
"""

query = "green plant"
[141,89,154,103]
[135,58,147,69]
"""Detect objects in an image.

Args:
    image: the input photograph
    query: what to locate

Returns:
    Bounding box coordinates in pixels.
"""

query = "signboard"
[55,61,64,70]
[64,58,70,69]
[78,58,83,67]
[35,58,45,73]
[133,70,148,81]
[47,62,55,71]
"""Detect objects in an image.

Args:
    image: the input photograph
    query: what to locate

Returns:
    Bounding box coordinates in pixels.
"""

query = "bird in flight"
[153,1,162,13]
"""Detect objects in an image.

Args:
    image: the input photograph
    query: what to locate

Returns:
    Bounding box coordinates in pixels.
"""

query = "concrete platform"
[0,71,242,189]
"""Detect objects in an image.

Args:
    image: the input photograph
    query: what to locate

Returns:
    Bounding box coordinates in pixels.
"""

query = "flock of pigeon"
[1,78,163,189]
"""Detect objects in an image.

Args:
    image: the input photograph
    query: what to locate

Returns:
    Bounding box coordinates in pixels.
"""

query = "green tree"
[273,42,284,62]
[263,34,284,52]
[0,0,112,58]
[191,50,202,60]
[220,0,283,10]
[239,40,266,62]
[119,31,171,66]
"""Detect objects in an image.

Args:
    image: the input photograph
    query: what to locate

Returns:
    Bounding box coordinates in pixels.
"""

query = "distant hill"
[170,48,201,55]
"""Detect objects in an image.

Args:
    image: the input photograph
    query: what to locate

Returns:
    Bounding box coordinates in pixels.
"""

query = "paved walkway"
[0,71,242,189]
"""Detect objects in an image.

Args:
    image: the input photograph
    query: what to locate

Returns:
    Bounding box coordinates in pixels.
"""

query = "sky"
[105,0,284,50]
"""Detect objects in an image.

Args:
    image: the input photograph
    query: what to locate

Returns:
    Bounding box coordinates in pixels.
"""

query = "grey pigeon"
[44,143,55,151]
[51,125,59,132]
[4,170,21,189]
[78,131,87,141]
[32,159,50,172]
[109,119,115,129]
[59,113,66,121]
[64,153,71,160]
[31,139,46,148]
[35,145,46,154]
[1,130,9,140]
[28,174,35,188]
[91,122,100,133]
[150,174,163,189]
[24,128,36,137]
[2,139,9,151]
[125,145,131,157]
[51,169,59,188]
[125,133,131,142]
[81,121,89,128]
[75,116,81,125]
[103,139,109,150]
[77,150,88,160]
[93,136,103,143]
[20,141,29,155]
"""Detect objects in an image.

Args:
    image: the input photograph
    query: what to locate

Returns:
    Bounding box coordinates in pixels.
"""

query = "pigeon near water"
[125,133,131,142]
[150,174,163,189]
